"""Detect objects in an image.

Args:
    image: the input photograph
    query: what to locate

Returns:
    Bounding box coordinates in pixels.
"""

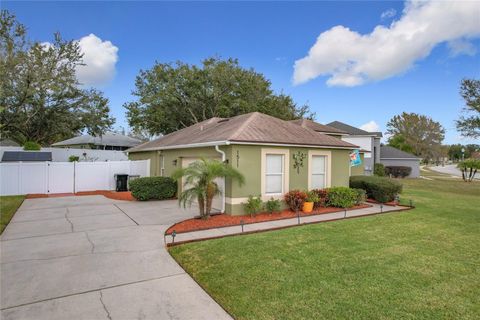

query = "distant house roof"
[128,112,359,152]
[2,151,52,162]
[288,119,348,135]
[326,121,383,137]
[0,138,20,147]
[52,132,142,148]
[380,146,420,160]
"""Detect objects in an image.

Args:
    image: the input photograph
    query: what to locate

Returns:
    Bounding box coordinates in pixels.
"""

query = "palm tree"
[172,158,245,219]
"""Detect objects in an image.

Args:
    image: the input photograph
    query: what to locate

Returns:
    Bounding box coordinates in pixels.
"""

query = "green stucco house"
[128,112,363,215]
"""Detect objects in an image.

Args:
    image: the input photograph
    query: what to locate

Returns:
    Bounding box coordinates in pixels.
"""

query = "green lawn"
[1,195,25,234]
[170,171,480,320]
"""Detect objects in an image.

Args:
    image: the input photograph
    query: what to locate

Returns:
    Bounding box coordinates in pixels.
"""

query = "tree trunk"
[205,183,215,218]
[197,195,206,219]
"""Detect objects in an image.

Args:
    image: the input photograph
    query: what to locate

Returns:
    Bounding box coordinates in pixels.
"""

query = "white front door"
[181,158,224,212]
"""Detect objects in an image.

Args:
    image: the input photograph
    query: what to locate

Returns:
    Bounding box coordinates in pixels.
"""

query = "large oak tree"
[124,57,313,135]
[387,112,445,161]
[456,78,480,139]
[0,10,114,145]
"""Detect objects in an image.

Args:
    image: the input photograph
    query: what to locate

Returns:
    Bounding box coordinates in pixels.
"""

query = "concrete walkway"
[1,196,232,320]
[168,203,410,244]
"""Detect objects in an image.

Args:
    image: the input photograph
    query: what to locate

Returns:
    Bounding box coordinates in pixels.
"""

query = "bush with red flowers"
[284,190,307,212]
[311,189,329,209]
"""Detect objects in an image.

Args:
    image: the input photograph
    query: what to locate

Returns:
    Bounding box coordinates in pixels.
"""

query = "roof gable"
[52,132,142,147]
[327,121,382,137]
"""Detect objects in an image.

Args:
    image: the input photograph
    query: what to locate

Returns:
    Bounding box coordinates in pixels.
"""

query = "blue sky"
[5,1,480,144]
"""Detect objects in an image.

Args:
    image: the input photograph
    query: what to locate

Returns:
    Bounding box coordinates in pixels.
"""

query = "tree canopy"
[124,57,313,136]
[386,112,445,161]
[456,78,480,139]
[0,10,114,145]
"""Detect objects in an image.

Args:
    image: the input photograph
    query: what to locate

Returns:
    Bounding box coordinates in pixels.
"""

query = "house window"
[265,154,284,194]
[311,155,326,189]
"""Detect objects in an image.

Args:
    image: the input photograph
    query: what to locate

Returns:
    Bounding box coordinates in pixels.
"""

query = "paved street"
[1,196,231,320]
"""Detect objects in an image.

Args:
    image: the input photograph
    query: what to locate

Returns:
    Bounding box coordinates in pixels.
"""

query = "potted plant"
[303,191,319,213]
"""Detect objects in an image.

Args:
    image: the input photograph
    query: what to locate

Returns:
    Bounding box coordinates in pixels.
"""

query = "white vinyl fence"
[0,147,128,162]
[0,160,150,196]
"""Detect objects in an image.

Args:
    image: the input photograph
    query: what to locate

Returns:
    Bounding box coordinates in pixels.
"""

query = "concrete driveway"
[0,196,232,320]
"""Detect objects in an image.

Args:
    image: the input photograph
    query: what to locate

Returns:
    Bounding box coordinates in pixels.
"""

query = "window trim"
[308,150,331,190]
[261,148,289,197]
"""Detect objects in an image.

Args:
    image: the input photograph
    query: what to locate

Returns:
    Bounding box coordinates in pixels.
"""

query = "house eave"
[129,140,360,152]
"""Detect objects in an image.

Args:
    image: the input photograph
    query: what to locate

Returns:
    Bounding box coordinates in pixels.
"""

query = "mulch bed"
[166,204,372,235]
[26,190,136,201]
[366,199,398,206]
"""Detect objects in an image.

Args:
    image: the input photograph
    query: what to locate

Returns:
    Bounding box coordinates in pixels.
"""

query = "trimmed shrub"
[352,188,367,205]
[326,187,357,208]
[68,155,80,162]
[265,198,281,214]
[350,175,402,203]
[129,176,177,201]
[312,189,329,209]
[305,190,319,203]
[385,166,412,178]
[284,190,307,212]
[23,141,41,151]
[244,195,263,217]
[374,163,386,176]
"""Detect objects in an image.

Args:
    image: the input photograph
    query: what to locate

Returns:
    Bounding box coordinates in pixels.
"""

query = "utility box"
[114,174,129,192]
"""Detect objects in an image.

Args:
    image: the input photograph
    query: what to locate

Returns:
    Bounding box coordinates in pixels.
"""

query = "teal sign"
[350,149,362,167]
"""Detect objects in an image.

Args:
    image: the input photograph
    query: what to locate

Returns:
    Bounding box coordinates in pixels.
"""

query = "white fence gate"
[0,160,150,196]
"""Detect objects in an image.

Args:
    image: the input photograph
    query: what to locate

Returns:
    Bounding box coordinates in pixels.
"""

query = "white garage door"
[181,158,223,212]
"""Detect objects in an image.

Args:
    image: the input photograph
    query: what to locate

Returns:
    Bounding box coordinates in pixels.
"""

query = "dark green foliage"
[284,190,307,212]
[385,166,412,178]
[244,196,263,217]
[387,112,445,161]
[326,187,358,208]
[0,10,114,145]
[68,155,80,162]
[129,176,177,201]
[350,175,403,203]
[311,189,329,209]
[374,163,386,176]
[124,57,313,136]
[265,198,281,214]
[456,78,480,139]
[22,141,41,150]
[305,190,319,203]
[352,188,367,205]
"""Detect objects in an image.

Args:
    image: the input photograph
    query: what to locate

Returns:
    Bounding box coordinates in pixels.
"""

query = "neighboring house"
[326,121,382,175]
[52,132,143,151]
[380,145,421,178]
[289,119,366,175]
[128,112,359,215]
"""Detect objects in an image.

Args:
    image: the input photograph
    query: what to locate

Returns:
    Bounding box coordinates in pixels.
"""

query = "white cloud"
[293,1,480,87]
[381,8,396,20]
[447,39,477,57]
[75,34,118,86]
[360,120,380,132]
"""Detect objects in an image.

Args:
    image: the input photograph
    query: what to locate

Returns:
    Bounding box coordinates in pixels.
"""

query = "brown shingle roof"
[289,119,348,134]
[128,112,358,152]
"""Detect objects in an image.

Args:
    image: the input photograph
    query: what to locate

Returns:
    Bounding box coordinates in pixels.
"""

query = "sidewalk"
[166,203,411,245]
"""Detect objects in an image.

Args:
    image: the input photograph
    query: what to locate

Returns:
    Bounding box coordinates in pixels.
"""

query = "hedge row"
[349,175,402,203]
[129,177,177,201]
